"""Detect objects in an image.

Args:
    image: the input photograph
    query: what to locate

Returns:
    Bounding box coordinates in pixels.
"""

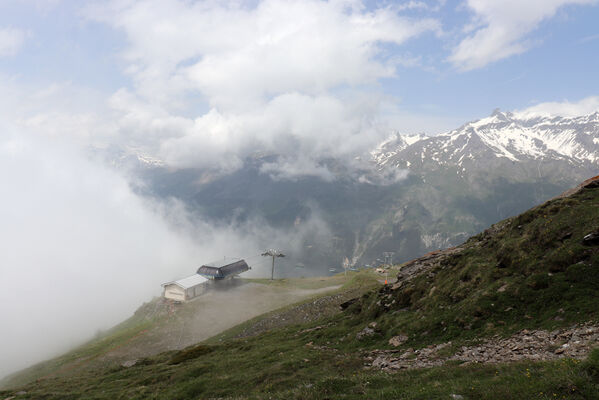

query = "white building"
[162,274,208,301]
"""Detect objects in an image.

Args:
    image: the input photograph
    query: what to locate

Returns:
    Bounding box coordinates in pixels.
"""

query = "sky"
[0,1,598,163]
[0,0,599,379]
[0,0,598,173]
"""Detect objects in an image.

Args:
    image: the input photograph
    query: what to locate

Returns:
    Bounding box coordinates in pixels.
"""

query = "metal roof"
[201,258,243,269]
[162,274,208,289]
[197,259,249,279]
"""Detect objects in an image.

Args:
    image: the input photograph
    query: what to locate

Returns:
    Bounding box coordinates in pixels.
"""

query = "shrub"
[169,345,215,364]
[526,273,551,290]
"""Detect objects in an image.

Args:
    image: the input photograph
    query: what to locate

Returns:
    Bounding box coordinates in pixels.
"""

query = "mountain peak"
[373,108,599,170]
[491,108,503,117]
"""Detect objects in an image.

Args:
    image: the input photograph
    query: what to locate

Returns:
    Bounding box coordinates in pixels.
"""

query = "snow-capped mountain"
[373,110,599,172]
[118,107,599,270]
[370,132,428,165]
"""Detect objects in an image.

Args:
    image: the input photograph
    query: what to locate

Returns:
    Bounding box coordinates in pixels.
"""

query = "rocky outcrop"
[553,175,599,199]
[365,323,599,371]
[388,335,409,347]
[390,246,464,291]
[582,231,599,246]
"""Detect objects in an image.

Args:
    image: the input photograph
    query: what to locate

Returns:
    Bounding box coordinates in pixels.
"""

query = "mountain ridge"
[372,110,599,173]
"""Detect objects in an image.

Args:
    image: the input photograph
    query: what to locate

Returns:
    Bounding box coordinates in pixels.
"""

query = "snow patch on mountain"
[371,132,428,166]
[373,110,599,169]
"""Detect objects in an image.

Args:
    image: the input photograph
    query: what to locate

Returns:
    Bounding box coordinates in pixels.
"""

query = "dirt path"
[99,282,342,364]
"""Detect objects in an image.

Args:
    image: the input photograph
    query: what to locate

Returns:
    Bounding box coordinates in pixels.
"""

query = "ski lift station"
[162,259,250,301]
[162,274,209,302]
[197,259,250,280]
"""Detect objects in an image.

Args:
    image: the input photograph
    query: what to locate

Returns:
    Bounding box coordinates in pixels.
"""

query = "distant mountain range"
[373,110,599,171]
[124,109,599,272]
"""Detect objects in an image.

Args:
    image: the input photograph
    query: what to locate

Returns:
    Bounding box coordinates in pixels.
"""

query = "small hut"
[197,259,250,280]
[162,274,208,301]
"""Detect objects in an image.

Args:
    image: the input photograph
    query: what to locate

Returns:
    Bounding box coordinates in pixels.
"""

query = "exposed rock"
[366,323,599,372]
[388,335,409,347]
[497,284,508,293]
[356,327,376,340]
[121,359,138,368]
[298,325,326,334]
[450,395,464,400]
[339,298,358,310]
[582,231,599,246]
[387,246,465,299]
[553,175,599,199]
[559,232,572,241]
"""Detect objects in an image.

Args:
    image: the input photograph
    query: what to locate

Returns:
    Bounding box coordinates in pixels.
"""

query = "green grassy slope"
[339,180,599,350]
[0,274,371,390]
[2,181,598,399]
[0,312,154,390]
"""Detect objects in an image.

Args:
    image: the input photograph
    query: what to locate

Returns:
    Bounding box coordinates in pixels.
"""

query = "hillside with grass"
[1,178,598,399]
[0,274,377,390]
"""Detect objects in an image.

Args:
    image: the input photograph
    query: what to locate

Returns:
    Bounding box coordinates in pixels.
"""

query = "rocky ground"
[365,322,599,371]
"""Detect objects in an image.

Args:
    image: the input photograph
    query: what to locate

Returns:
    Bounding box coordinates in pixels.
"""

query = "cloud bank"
[0,132,195,378]
[85,0,439,178]
[514,96,599,118]
[449,0,599,71]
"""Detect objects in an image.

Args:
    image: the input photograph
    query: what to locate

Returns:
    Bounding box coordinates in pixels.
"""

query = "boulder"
[582,231,599,246]
[388,334,409,347]
[339,298,358,310]
[356,327,376,340]
[121,359,138,368]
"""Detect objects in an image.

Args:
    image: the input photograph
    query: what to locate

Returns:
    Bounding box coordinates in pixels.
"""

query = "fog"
[0,128,330,379]
[0,0,407,377]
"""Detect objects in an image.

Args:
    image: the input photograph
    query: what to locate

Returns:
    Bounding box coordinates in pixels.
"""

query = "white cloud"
[514,96,599,118]
[357,165,409,185]
[92,0,438,108]
[260,156,337,182]
[579,33,599,43]
[0,27,27,57]
[449,0,598,71]
[85,0,439,177]
[156,92,386,172]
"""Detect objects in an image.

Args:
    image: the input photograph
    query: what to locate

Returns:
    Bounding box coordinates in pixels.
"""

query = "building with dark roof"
[197,259,250,280]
